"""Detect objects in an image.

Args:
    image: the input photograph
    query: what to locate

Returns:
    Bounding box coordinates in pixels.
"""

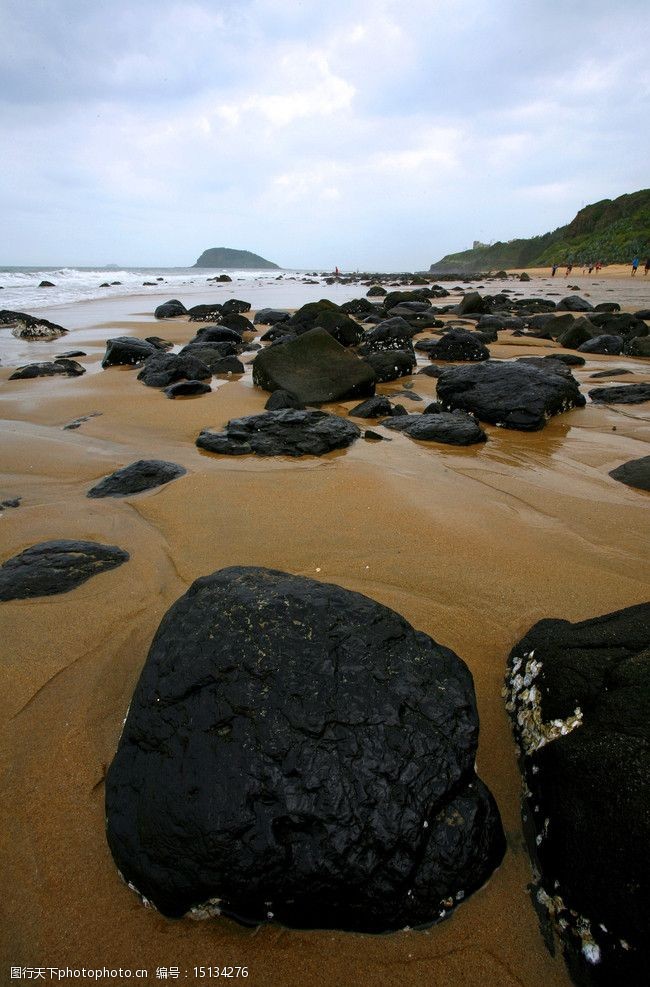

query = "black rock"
[221,299,251,315]
[558,317,596,350]
[188,304,223,321]
[588,384,650,405]
[213,357,245,375]
[0,540,129,601]
[358,317,415,353]
[363,429,389,441]
[154,299,187,319]
[504,603,650,987]
[437,360,585,431]
[348,396,401,418]
[105,566,505,929]
[623,336,650,357]
[253,309,291,326]
[609,456,650,491]
[557,295,594,313]
[425,330,489,363]
[219,313,255,336]
[366,285,386,297]
[39,280,55,288]
[145,336,174,351]
[383,289,431,310]
[364,349,416,382]
[102,337,159,368]
[0,497,21,509]
[264,389,305,411]
[340,298,376,315]
[590,368,632,379]
[540,352,585,367]
[194,326,243,345]
[594,302,620,313]
[179,342,239,370]
[383,411,487,445]
[577,335,623,355]
[288,301,363,347]
[88,460,187,498]
[422,401,445,414]
[164,381,212,398]
[417,365,445,378]
[9,359,86,380]
[253,328,375,404]
[0,309,68,339]
[137,352,211,388]
[197,410,361,457]
[634,309,650,321]
[456,292,488,315]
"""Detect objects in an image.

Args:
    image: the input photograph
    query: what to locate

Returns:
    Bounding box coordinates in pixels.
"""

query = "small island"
[193,247,280,269]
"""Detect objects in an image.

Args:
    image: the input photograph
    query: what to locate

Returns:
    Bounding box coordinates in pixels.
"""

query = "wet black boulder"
[504,603,650,987]
[253,328,375,404]
[196,410,360,457]
[609,456,650,492]
[577,335,623,355]
[0,540,129,601]
[9,359,85,380]
[437,360,585,431]
[253,309,291,326]
[164,380,212,398]
[105,566,505,930]
[358,317,415,353]
[425,330,489,362]
[348,396,406,418]
[154,299,187,319]
[588,383,650,405]
[364,349,416,382]
[102,337,159,368]
[383,411,487,445]
[137,352,211,388]
[87,460,186,498]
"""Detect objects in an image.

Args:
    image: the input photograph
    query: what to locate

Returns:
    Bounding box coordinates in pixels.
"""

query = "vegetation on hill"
[429,189,650,272]
[194,248,280,269]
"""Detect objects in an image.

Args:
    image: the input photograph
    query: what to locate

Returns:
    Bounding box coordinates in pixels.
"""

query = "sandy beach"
[1,274,649,987]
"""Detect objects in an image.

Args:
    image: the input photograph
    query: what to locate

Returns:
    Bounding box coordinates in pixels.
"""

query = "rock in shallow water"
[9,359,85,380]
[0,540,129,601]
[609,455,650,492]
[197,410,360,457]
[588,383,650,405]
[383,411,487,445]
[87,460,186,498]
[437,359,585,431]
[504,603,650,987]
[105,566,505,930]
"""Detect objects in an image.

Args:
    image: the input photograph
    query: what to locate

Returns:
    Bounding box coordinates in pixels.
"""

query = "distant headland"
[193,247,280,269]
[429,188,650,273]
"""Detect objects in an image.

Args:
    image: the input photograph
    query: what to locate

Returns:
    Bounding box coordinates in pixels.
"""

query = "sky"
[1,0,649,270]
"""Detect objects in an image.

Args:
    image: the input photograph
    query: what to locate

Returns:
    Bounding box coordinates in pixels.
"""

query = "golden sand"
[1,286,649,987]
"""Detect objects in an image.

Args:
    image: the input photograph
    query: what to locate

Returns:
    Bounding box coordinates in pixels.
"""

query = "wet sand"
[1,278,649,987]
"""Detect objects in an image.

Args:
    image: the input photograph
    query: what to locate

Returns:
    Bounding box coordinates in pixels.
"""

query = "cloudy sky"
[1,0,648,269]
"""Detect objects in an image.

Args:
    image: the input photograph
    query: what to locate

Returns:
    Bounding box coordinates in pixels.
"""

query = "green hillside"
[194,247,280,269]
[430,189,650,272]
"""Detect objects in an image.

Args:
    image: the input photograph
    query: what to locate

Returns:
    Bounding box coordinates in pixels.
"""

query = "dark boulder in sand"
[211,357,245,375]
[193,325,243,345]
[164,381,212,398]
[219,313,255,335]
[557,317,595,350]
[364,349,416,382]
[542,352,585,367]
[137,352,211,388]
[348,396,406,418]
[358,317,415,353]
[88,460,186,498]
[588,383,650,404]
[221,299,251,315]
[253,328,375,404]
[0,540,129,601]
[196,410,360,457]
[504,603,650,987]
[340,298,376,315]
[179,342,239,370]
[253,309,291,326]
[105,565,505,930]
[145,336,174,351]
[366,285,387,296]
[154,299,187,319]
[437,360,585,431]
[609,456,650,492]
[9,359,85,380]
[102,337,159,367]
[1,309,68,339]
[557,295,594,313]
[425,330,489,363]
[264,389,304,411]
[384,411,487,445]
[456,291,489,316]
[188,304,223,321]
[577,334,623,355]
[287,301,363,347]
[624,336,650,357]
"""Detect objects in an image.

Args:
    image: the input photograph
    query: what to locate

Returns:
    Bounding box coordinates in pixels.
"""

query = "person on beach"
[566,262,573,276]
[631,256,639,275]
[645,258,650,275]
[551,262,558,276]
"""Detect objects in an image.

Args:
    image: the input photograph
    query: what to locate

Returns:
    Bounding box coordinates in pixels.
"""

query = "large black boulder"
[154,299,187,319]
[105,566,505,930]
[221,299,251,315]
[9,359,85,380]
[137,352,211,388]
[196,410,360,457]
[609,456,650,492]
[557,295,594,313]
[437,360,585,431]
[253,308,291,326]
[557,317,596,349]
[1,309,68,339]
[87,460,186,498]
[358,317,415,353]
[0,540,129,601]
[504,603,650,987]
[588,384,650,405]
[364,349,416,382]
[577,334,623,355]
[102,337,159,368]
[425,330,489,362]
[288,301,363,347]
[383,411,487,445]
[188,304,223,321]
[179,342,239,370]
[456,292,488,316]
[193,326,243,345]
[253,328,375,404]
[624,336,650,357]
